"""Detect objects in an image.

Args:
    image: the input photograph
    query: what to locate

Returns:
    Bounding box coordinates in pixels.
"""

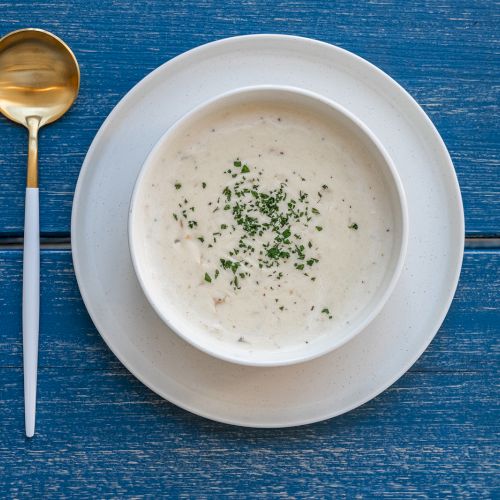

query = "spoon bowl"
[0,28,79,128]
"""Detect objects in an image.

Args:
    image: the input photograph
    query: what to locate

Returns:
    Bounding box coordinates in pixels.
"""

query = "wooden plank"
[0,0,498,236]
[0,368,497,498]
[1,250,498,373]
[0,249,498,496]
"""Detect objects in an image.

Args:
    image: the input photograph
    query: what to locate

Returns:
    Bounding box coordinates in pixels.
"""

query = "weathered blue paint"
[0,250,498,497]
[0,0,498,236]
[0,0,498,497]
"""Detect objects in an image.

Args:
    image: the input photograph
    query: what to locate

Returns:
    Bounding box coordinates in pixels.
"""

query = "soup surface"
[135,102,395,351]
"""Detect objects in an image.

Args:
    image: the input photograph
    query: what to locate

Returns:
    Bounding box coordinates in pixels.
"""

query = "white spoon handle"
[23,187,39,438]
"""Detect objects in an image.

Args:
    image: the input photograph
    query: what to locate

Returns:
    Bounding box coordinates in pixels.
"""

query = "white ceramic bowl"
[129,85,408,367]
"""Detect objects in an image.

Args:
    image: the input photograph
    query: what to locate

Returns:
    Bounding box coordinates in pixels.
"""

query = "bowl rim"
[128,84,409,367]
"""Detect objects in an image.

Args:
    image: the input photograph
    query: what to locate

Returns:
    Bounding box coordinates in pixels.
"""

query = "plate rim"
[71,34,464,427]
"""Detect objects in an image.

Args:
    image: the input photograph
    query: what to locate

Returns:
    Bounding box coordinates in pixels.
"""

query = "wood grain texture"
[0,249,496,373]
[0,1,498,497]
[0,249,498,497]
[0,0,498,236]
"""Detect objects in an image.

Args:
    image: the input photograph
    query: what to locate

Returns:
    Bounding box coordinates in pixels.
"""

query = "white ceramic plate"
[72,35,464,427]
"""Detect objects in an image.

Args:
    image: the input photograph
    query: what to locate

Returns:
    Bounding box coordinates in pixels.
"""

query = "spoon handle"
[23,186,39,438]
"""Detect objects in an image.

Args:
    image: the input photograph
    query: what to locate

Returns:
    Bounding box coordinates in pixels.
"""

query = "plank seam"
[0,237,499,250]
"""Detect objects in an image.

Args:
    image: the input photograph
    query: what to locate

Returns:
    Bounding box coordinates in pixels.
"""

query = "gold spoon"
[0,28,80,437]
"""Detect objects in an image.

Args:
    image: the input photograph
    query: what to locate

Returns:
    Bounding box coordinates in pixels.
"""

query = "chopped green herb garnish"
[174,159,329,291]
[175,183,182,190]
[349,223,359,230]
[321,307,332,319]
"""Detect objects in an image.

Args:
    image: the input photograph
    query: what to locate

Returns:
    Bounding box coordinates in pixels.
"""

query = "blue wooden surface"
[0,0,498,236]
[0,0,499,498]
[0,250,498,497]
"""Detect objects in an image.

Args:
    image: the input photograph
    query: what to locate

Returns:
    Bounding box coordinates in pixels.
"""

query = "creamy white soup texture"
[137,102,395,351]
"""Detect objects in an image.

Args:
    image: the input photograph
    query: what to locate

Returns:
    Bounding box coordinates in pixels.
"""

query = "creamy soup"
[135,102,395,352]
